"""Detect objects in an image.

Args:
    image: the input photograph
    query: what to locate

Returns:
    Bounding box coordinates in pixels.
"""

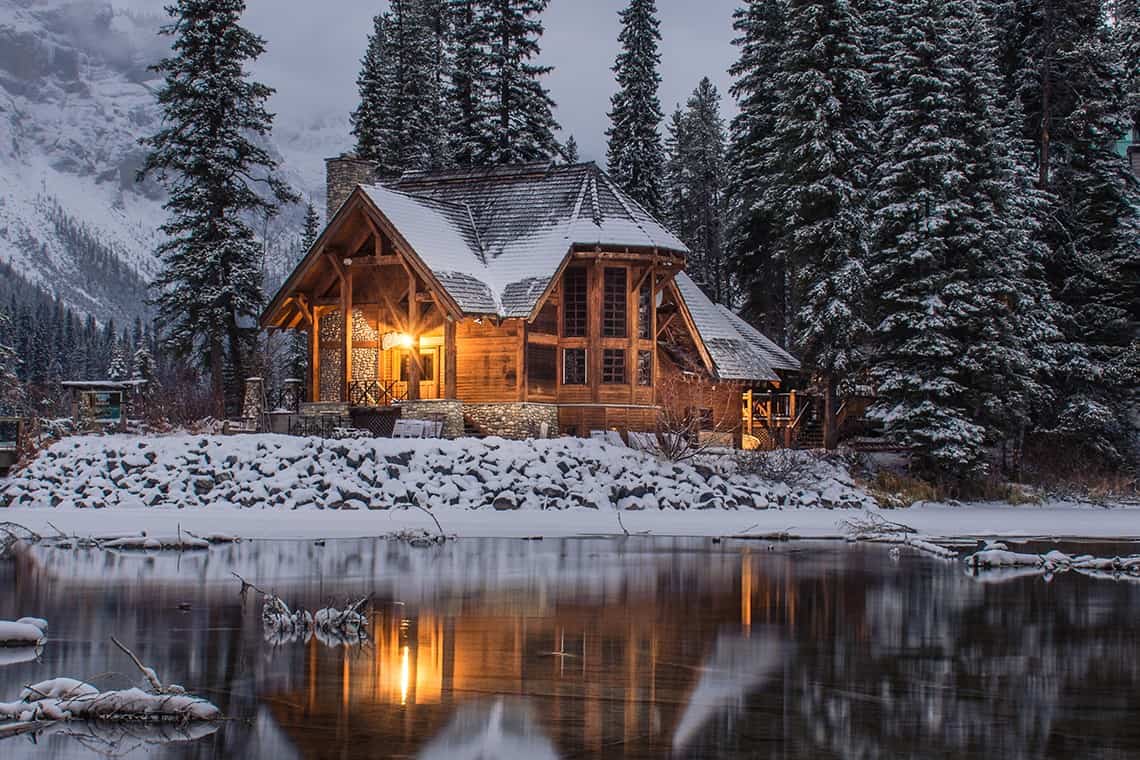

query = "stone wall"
[464,402,560,440]
[397,399,464,439]
[325,154,378,221]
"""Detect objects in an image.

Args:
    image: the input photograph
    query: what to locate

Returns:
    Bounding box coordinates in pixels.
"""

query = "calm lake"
[1,537,1139,759]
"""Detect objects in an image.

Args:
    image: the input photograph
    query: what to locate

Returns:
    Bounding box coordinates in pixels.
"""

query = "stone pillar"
[281,378,304,412]
[325,154,379,221]
[242,377,266,431]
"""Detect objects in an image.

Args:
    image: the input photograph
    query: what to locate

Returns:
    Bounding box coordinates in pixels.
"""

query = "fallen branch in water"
[232,573,368,647]
[0,641,220,733]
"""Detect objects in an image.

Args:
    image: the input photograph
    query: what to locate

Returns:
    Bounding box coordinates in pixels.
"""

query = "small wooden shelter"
[262,159,803,444]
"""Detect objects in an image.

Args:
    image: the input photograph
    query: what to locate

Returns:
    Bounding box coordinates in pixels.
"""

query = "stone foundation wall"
[396,399,464,439]
[464,402,560,440]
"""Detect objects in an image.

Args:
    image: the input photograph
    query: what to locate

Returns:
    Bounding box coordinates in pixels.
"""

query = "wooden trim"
[358,198,466,320]
[668,280,716,375]
[444,319,457,399]
[407,273,421,400]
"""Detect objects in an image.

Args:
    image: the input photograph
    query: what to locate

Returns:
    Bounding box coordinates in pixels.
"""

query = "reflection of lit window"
[400,645,410,706]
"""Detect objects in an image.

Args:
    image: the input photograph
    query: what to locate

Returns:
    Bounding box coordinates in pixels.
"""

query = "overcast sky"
[232,0,742,163]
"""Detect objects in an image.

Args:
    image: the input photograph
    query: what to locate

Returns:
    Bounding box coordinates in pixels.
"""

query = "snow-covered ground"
[1,434,1138,542]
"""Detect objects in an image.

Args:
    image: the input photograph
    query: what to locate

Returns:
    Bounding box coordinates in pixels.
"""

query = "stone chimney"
[325,154,379,221]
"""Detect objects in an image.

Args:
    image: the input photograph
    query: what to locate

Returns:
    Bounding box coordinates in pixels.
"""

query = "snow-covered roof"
[361,162,688,317]
[674,273,801,382]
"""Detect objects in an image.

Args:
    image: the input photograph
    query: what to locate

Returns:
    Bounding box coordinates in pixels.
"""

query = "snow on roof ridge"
[364,182,471,215]
[595,167,657,246]
[462,201,488,267]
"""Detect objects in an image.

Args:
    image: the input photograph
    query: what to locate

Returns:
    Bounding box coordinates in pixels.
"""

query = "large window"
[602,349,626,384]
[562,268,587,337]
[603,268,627,338]
[563,348,587,385]
[527,344,557,395]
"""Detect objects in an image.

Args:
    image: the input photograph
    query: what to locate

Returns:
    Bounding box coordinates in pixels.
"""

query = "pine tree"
[288,204,321,384]
[1002,0,1140,461]
[132,345,160,396]
[606,0,666,217]
[757,0,875,448]
[0,309,21,414]
[139,0,298,416]
[450,0,491,166]
[477,0,561,164]
[301,202,321,250]
[866,0,1053,479]
[727,0,788,342]
[664,79,732,304]
[352,13,395,167]
[108,340,131,381]
[562,134,580,163]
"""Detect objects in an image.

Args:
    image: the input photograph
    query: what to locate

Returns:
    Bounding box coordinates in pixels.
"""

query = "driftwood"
[233,573,369,647]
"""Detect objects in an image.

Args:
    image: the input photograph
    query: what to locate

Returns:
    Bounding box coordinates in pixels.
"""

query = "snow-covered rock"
[0,616,47,646]
[2,434,877,516]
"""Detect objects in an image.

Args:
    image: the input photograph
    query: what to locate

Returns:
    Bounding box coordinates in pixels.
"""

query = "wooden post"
[309,309,320,403]
[823,374,838,450]
[407,272,421,400]
[444,318,457,399]
[342,267,354,403]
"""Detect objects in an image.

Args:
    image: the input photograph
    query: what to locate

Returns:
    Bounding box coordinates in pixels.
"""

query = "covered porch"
[262,193,461,407]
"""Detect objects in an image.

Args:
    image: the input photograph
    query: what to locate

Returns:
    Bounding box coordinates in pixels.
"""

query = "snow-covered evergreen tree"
[108,340,131,381]
[0,309,21,414]
[132,345,160,396]
[868,0,987,478]
[476,0,561,164]
[139,0,298,416]
[727,0,788,343]
[562,134,580,163]
[606,0,665,217]
[301,202,321,250]
[353,2,454,175]
[351,13,397,169]
[665,79,732,304]
[1002,0,1140,461]
[288,204,321,384]
[761,0,874,398]
[449,0,490,166]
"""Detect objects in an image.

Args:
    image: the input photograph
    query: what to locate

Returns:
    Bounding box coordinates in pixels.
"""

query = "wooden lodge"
[262,159,806,446]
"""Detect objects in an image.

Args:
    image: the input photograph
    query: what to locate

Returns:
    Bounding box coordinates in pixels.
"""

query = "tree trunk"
[824,373,839,451]
[210,336,224,419]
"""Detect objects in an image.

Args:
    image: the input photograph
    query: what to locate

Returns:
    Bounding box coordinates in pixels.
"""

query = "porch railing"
[348,380,407,407]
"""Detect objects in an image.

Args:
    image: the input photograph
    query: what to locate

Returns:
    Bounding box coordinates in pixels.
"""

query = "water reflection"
[0,538,1138,758]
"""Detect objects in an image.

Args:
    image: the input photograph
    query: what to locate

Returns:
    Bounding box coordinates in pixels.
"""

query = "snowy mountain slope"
[0,0,346,324]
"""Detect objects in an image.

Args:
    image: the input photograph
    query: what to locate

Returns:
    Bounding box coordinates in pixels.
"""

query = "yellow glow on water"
[400,645,410,706]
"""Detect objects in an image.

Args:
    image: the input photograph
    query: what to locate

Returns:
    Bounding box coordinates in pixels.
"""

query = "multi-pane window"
[602,349,626,384]
[562,268,587,337]
[527,344,557,395]
[637,350,653,386]
[563,348,587,385]
[603,268,627,338]
[638,279,652,339]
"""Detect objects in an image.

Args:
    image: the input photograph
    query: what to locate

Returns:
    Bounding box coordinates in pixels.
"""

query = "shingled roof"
[361,162,687,317]
[674,273,801,382]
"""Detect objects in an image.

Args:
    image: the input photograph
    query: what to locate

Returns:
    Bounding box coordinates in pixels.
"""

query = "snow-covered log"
[964,545,1140,581]
[0,681,220,723]
[0,617,47,647]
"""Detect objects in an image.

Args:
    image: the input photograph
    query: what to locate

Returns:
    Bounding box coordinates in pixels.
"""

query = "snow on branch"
[233,573,369,647]
[965,543,1140,583]
[0,639,219,732]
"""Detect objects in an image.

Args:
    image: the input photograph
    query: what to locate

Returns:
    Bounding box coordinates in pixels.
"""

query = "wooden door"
[400,348,440,399]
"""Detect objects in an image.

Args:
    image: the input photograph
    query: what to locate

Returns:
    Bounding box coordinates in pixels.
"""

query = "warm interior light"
[398,333,415,349]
